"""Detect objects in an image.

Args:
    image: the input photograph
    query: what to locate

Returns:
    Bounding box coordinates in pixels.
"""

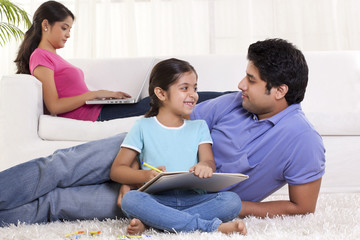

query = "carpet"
[0,193,359,240]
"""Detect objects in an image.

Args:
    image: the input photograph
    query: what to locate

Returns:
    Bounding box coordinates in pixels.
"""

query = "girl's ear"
[154,87,166,101]
[41,19,49,32]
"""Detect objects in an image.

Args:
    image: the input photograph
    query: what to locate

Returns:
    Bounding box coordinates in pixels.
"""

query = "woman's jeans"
[0,133,127,226]
[121,189,242,233]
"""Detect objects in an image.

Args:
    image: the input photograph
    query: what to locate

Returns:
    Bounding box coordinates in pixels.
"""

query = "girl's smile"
[166,71,198,116]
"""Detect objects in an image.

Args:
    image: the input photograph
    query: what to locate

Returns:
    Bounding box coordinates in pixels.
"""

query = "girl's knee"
[220,191,242,215]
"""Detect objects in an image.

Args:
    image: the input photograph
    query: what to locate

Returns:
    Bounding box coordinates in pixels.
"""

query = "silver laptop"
[86,58,159,105]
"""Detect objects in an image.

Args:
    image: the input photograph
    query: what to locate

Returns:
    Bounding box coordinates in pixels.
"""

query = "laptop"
[85,58,159,105]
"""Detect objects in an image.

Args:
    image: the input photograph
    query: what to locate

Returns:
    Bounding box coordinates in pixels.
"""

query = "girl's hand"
[92,90,131,100]
[144,166,166,182]
[189,163,213,178]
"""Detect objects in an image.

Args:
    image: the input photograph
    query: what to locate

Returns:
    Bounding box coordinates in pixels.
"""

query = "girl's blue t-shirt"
[121,117,213,172]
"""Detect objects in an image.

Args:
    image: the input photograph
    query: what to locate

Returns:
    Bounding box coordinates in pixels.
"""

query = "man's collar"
[253,104,301,125]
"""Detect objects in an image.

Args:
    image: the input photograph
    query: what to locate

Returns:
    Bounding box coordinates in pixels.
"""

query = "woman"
[14,1,148,121]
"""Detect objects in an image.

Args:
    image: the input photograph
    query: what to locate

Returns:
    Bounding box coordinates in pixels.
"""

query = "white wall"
[1,0,360,77]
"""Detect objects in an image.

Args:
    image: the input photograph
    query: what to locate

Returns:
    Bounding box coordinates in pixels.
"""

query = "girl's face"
[163,71,199,117]
[43,16,73,50]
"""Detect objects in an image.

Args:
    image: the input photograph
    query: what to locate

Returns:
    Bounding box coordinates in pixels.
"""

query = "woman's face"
[44,16,73,50]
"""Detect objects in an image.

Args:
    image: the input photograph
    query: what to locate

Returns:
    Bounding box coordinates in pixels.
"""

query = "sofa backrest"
[69,52,360,136]
[302,51,360,135]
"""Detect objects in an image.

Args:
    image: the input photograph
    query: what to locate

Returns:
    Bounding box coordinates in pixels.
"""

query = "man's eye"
[248,78,255,84]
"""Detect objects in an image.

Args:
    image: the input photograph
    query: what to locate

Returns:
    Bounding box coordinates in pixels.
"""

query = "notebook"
[138,171,249,194]
[85,58,159,105]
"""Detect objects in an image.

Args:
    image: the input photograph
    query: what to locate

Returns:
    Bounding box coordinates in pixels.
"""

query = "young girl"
[110,58,247,235]
[14,1,149,121]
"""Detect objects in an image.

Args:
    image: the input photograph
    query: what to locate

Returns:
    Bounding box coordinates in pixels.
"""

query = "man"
[0,38,324,226]
[190,38,325,217]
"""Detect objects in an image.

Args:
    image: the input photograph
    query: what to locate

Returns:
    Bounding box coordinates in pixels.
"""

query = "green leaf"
[0,21,25,46]
[0,0,31,47]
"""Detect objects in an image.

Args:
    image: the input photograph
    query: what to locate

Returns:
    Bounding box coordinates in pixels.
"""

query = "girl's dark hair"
[14,1,74,74]
[145,58,197,118]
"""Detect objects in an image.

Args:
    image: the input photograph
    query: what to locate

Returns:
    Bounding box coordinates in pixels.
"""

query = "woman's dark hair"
[14,1,74,74]
[247,38,309,105]
[145,58,197,118]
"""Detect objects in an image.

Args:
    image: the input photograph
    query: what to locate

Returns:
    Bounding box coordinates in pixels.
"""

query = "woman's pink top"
[29,48,102,121]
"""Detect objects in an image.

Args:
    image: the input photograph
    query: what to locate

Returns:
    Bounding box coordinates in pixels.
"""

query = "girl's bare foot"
[126,218,146,235]
[217,220,247,235]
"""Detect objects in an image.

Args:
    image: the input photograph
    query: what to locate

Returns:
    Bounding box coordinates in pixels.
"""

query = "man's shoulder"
[274,104,314,129]
[275,105,323,145]
[196,91,242,114]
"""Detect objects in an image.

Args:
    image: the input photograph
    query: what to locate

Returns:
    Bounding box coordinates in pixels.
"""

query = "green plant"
[0,0,31,47]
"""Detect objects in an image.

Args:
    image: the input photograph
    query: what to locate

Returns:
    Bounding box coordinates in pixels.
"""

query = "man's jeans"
[121,190,242,233]
[0,133,127,226]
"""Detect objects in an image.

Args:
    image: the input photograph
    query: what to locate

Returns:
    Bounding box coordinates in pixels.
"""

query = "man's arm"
[239,178,322,218]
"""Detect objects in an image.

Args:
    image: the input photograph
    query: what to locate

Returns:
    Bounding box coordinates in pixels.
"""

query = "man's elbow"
[290,203,317,216]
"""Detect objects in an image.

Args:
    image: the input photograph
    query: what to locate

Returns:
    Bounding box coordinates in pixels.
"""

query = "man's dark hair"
[247,38,308,105]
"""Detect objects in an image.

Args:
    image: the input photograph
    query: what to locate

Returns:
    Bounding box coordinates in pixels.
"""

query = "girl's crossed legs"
[121,189,246,235]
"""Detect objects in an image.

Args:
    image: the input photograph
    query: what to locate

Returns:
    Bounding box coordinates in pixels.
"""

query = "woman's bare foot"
[217,220,247,235]
[126,218,146,235]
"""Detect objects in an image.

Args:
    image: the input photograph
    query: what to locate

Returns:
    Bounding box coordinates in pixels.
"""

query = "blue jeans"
[121,189,242,233]
[0,133,127,226]
[97,98,151,121]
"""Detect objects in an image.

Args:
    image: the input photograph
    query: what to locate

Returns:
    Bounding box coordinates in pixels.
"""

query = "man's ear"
[275,84,288,100]
[154,87,166,101]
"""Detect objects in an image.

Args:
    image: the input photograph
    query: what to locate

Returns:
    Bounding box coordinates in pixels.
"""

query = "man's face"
[238,61,279,120]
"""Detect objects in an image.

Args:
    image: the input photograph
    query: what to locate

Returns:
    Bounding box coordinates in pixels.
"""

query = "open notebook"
[138,171,249,194]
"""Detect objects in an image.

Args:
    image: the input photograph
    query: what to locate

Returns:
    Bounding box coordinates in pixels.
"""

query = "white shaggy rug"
[0,193,359,240]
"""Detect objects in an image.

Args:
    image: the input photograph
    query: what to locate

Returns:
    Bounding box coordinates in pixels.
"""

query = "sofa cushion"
[38,115,141,141]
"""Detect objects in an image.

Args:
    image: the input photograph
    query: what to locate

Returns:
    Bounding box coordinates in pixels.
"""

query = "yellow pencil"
[143,162,163,173]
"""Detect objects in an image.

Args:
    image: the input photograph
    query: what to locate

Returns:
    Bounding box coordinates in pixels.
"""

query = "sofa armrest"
[0,75,43,157]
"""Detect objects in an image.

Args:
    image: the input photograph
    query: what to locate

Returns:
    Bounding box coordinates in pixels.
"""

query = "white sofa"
[1,53,359,194]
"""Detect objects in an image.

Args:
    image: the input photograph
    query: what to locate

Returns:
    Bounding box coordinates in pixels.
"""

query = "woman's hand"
[189,163,213,178]
[91,90,131,100]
